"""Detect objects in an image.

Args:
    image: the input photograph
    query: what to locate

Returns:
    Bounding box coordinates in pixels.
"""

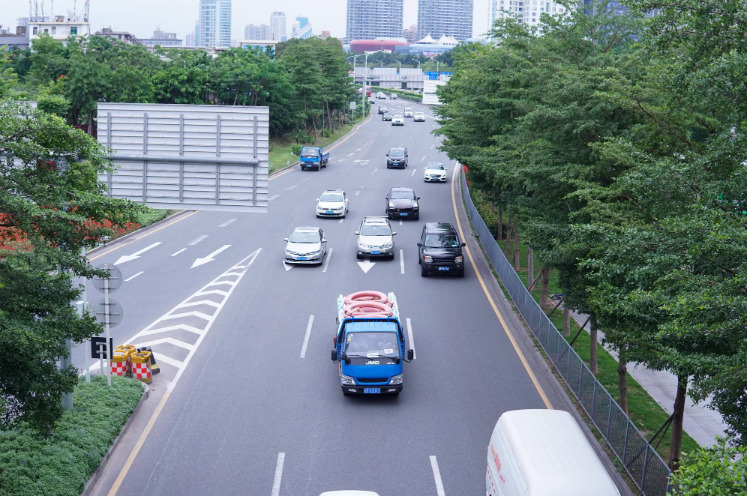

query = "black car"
[386,147,408,168]
[386,187,419,220]
[417,222,466,277]
[382,111,392,121]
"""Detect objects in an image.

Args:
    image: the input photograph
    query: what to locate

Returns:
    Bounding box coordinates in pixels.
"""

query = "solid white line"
[271,452,285,496]
[218,218,236,228]
[400,249,405,274]
[323,248,333,272]
[171,248,187,257]
[430,455,446,496]
[125,271,143,282]
[406,317,416,359]
[188,235,207,246]
[269,194,280,201]
[300,315,314,358]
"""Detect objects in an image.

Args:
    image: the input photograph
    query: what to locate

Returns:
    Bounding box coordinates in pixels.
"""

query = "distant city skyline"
[0,0,496,42]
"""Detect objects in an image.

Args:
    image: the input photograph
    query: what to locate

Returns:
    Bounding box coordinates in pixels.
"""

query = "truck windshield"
[344,331,400,358]
[301,148,319,158]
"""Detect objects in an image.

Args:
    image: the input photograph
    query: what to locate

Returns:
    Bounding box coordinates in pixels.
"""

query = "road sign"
[93,299,124,327]
[90,337,114,359]
[92,264,123,292]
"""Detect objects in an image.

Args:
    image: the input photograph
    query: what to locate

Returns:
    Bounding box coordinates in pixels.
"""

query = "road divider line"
[421,155,426,161]
[269,194,280,201]
[188,235,207,246]
[323,248,333,272]
[406,318,416,359]
[400,249,405,274]
[125,271,143,282]
[451,163,553,409]
[171,248,186,257]
[430,456,446,496]
[300,315,314,358]
[285,184,298,191]
[271,452,286,496]
[411,168,416,177]
[218,218,236,228]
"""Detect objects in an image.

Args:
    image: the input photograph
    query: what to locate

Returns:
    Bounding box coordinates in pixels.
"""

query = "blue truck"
[299,146,329,171]
[330,291,414,395]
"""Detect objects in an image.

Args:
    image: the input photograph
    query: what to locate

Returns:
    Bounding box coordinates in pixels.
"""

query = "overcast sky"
[1,0,493,41]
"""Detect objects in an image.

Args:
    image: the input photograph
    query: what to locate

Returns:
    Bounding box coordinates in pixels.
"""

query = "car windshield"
[427,163,445,170]
[344,331,400,358]
[390,190,414,200]
[301,148,318,158]
[289,231,320,243]
[360,224,391,236]
[393,115,403,119]
[389,149,405,158]
[424,233,459,248]
[320,192,343,202]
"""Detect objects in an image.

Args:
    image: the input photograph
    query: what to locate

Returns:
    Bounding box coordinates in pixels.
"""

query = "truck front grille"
[357,377,388,384]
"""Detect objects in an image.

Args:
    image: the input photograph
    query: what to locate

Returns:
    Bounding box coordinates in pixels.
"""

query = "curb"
[81,381,150,496]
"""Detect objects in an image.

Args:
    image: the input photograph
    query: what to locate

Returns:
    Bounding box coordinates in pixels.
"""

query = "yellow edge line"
[88,211,200,261]
[107,390,171,496]
[451,164,553,410]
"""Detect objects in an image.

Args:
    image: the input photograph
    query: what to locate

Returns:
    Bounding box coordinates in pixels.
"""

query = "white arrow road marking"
[284,261,293,271]
[357,260,375,273]
[191,244,231,268]
[300,315,314,358]
[114,242,161,265]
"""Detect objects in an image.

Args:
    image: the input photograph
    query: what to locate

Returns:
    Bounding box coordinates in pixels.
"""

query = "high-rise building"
[245,24,270,39]
[491,0,568,27]
[270,11,287,41]
[418,0,473,41]
[198,0,231,47]
[346,0,404,42]
[292,17,313,39]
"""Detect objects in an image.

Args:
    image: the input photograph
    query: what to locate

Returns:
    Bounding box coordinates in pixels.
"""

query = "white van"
[486,410,621,496]
[404,107,414,118]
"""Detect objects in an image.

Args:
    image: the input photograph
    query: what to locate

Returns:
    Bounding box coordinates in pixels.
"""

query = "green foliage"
[0,375,144,496]
[290,144,302,156]
[0,101,147,433]
[667,438,747,495]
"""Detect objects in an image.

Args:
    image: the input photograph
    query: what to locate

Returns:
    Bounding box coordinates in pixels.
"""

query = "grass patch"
[467,184,699,463]
[0,375,145,496]
[135,209,177,227]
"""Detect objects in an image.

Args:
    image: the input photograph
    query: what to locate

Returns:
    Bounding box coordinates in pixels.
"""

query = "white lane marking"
[125,271,143,282]
[399,219,403,226]
[430,456,445,496]
[218,218,236,228]
[188,235,207,246]
[339,218,344,224]
[171,248,187,257]
[323,248,333,272]
[451,161,460,182]
[421,155,426,161]
[411,168,417,177]
[191,244,231,268]
[114,242,162,265]
[431,144,435,149]
[283,261,293,271]
[348,152,355,157]
[286,184,298,191]
[269,194,280,201]
[400,250,405,274]
[371,168,378,175]
[271,452,285,496]
[407,317,416,359]
[300,315,314,358]
[355,147,362,152]
[355,190,361,196]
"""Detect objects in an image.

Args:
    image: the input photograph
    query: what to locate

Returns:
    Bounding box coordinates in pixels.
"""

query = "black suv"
[386,187,419,220]
[386,147,408,168]
[417,222,466,277]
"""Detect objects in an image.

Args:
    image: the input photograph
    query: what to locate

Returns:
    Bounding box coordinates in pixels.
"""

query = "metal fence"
[460,172,671,495]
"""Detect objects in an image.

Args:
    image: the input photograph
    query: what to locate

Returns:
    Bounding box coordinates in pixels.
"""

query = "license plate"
[297,256,308,261]
[438,266,450,271]
[326,211,334,214]
[363,388,381,394]
[400,212,408,216]
[371,251,381,255]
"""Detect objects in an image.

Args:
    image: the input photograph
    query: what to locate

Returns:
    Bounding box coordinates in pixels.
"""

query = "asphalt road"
[78,100,625,496]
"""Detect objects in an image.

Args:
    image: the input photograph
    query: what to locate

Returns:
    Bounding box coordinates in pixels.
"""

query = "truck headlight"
[341,375,356,386]
[389,374,403,385]
[455,256,463,263]
[424,255,433,263]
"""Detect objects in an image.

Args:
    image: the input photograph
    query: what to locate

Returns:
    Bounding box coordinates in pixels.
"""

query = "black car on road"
[417,222,466,277]
[386,187,420,220]
[386,147,408,168]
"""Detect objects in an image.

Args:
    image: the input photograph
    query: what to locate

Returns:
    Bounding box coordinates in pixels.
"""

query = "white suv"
[355,217,396,259]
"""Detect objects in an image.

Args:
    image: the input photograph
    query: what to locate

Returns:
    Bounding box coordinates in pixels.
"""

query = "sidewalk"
[569,311,729,448]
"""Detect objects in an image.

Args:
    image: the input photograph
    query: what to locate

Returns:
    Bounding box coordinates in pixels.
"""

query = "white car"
[316,189,348,218]
[404,107,414,118]
[355,217,396,259]
[391,115,405,126]
[424,162,447,182]
[413,111,426,122]
[284,226,327,265]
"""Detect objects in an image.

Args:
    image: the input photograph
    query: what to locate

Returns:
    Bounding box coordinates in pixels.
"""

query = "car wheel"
[343,390,352,396]
[421,267,429,277]
[356,253,363,260]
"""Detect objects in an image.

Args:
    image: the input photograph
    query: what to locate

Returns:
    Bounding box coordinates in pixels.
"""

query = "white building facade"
[417,0,473,41]
[27,16,90,43]
[199,0,232,48]
[270,12,287,42]
[491,0,569,26]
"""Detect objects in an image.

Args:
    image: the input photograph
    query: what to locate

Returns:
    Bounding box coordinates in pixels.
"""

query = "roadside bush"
[291,144,302,156]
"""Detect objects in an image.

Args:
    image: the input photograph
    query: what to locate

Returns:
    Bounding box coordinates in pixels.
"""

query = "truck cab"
[300,146,329,171]
[331,292,414,395]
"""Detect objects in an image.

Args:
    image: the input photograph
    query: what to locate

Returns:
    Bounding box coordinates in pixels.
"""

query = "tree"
[667,438,747,495]
[0,101,146,433]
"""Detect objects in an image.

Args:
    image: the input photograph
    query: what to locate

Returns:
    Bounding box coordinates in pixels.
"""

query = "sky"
[0,0,494,42]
